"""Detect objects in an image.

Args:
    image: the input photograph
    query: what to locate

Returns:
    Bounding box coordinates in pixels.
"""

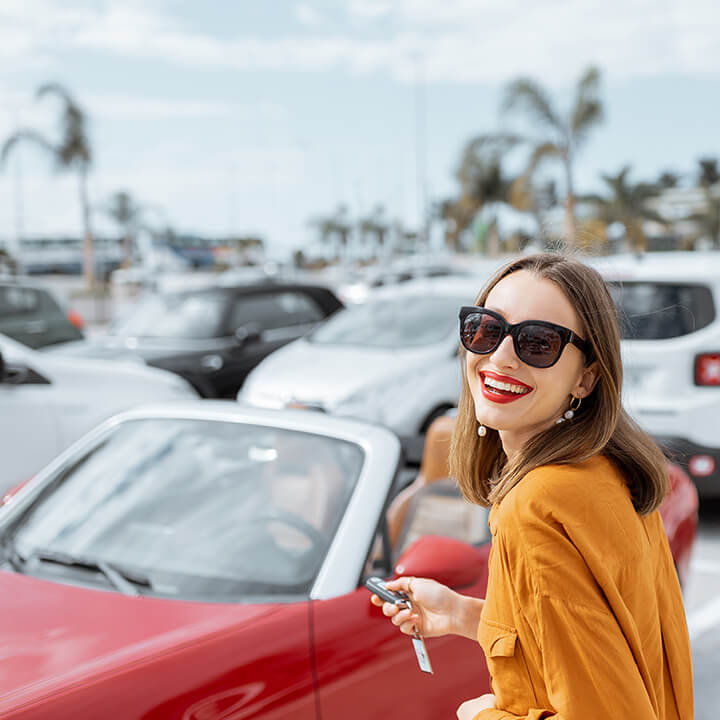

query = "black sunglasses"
[459,306,588,369]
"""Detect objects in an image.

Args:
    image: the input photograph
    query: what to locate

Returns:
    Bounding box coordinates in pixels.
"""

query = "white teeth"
[484,376,529,394]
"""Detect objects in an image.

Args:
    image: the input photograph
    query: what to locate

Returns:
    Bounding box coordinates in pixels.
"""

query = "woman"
[371,253,693,720]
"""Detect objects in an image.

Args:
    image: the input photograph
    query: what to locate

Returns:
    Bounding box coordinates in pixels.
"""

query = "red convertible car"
[0,404,698,719]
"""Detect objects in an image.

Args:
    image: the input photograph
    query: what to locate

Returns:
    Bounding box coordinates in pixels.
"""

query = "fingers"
[385,576,414,594]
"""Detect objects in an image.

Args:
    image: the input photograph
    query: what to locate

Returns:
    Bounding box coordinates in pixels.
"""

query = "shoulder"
[495,455,635,539]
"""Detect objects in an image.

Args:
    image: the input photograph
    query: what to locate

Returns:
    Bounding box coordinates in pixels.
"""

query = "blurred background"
[0,0,718,715]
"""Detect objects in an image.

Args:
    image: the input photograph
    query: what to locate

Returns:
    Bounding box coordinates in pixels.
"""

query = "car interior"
[363,415,490,578]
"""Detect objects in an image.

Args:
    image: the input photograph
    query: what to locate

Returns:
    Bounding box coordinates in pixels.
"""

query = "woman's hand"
[369,576,484,639]
[456,694,497,720]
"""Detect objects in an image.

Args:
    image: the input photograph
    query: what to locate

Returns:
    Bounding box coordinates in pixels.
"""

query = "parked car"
[0,333,197,494]
[238,278,483,436]
[335,260,473,305]
[47,283,344,398]
[0,404,697,719]
[0,279,84,349]
[591,252,720,497]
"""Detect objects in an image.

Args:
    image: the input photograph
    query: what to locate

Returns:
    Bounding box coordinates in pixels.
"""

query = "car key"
[365,577,434,674]
[365,576,410,606]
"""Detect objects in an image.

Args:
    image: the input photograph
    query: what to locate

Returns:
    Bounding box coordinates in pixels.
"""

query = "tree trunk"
[122,232,133,268]
[563,154,576,246]
[79,164,95,288]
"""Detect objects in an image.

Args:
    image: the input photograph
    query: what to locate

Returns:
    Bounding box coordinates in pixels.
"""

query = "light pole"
[413,51,429,251]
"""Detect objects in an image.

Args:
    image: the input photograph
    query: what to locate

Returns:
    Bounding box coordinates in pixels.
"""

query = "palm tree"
[311,205,352,261]
[698,157,720,189]
[101,191,144,267]
[445,134,520,252]
[491,66,604,243]
[1,83,95,286]
[358,205,390,258]
[657,171,681,190]
[581,166,663,251]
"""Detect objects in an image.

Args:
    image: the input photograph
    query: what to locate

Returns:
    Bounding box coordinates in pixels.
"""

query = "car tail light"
[67,309,85,330]
[688,455,716,478]
[1,477,32,507]
[694,353,720,386]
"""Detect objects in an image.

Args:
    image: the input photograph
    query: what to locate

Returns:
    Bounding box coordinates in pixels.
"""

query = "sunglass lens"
[462,312,503,353]
[517,325,562,367]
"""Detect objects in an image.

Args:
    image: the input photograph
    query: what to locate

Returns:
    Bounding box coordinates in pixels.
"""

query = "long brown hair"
[450,253,668,515]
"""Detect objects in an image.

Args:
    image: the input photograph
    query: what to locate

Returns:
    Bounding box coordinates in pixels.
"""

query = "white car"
[0,333,198,493]
[591,252,720,497]
[237,278,486,437]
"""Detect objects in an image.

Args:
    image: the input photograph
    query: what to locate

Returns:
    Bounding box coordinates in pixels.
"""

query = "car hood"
[242,338,451,407]
[0,571,278,709]
[45,336,231,362]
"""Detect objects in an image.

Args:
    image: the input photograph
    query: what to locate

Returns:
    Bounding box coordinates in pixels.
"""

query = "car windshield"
[308,295,464,349]
[111,293,226,339]
[609,281,716,339]
[8,418,364,601]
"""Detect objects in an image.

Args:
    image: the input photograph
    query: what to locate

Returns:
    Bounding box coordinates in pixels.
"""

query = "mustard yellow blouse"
[475,455,693,720]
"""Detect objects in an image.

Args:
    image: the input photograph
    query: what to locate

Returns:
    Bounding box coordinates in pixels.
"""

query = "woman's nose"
[489,334,520,368]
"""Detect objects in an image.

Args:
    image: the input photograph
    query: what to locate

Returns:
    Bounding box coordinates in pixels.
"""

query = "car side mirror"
[393,535,488,589]
[0,350,5,383]
[234,324,262,346]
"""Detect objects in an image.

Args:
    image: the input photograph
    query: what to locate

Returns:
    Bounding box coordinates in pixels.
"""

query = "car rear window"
[0,286,42,316]
[609,282,716,339]
[0,285,82,348]
[229,291,324,331]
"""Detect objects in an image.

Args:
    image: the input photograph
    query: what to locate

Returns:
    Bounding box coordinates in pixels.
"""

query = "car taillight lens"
[1,477,32,507]
[695,353,720,386]
[688,455,716,478]
[67,309,85,330]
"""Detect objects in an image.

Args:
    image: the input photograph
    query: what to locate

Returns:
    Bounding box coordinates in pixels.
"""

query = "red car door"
[311,549,491,720]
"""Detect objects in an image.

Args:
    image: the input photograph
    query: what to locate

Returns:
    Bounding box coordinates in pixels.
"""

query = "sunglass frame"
[458,306,588,368]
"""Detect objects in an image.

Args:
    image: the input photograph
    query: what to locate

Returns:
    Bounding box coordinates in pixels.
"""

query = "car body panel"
[0,334,197,493]
[313,550,490,720]
[240,338,452,408]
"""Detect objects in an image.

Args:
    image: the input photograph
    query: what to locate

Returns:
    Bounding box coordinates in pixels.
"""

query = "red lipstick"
[479,371,533,404]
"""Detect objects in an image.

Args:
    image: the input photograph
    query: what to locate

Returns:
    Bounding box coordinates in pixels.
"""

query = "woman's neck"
[499,417,558,461]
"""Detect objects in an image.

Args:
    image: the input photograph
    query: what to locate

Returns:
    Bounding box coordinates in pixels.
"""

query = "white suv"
[591,252,720,498]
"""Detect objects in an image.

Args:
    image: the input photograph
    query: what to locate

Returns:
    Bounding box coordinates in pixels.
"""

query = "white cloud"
[295,2,326,27]
[348,0,393,19]
[84,93,230,119]
[0,0,719,86]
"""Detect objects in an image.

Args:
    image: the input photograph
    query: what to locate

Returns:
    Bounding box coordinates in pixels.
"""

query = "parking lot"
[1,267,718,717]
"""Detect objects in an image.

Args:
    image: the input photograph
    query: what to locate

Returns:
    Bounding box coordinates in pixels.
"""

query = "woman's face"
[466,270,596,447]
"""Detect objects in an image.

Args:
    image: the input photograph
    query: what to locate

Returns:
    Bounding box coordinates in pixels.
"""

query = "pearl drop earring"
[555,396,582,424]
[477,424,487,437]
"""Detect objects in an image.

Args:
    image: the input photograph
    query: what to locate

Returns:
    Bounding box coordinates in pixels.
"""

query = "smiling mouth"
[480,373,532,402]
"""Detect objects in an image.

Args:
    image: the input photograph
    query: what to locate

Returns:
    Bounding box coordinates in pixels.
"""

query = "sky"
[1,0,719,259]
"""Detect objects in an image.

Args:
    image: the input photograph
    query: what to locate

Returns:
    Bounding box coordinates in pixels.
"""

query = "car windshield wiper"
[28,547,153,597]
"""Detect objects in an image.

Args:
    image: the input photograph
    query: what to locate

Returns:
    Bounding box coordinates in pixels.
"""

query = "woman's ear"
[573,361,600,399]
